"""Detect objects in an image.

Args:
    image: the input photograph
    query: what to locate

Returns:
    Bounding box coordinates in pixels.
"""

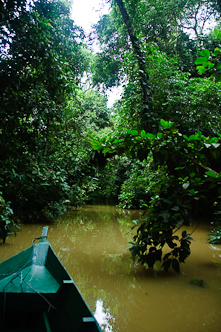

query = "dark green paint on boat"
[0,227,102,332]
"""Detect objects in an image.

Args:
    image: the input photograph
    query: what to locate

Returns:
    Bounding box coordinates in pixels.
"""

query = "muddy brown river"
[0,205,221,332]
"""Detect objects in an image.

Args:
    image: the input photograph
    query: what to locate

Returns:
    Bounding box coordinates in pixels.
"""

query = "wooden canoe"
[0,226,102,332]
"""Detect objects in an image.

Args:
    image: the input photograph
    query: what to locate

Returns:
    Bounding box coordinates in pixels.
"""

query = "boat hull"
[0,227,102,332]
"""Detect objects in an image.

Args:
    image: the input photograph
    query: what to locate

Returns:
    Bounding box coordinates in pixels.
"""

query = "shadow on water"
[0,205,221,332]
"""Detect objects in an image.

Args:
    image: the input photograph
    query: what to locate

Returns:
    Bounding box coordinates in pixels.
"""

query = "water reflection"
[94,299,114,332]
[0,206,221,332]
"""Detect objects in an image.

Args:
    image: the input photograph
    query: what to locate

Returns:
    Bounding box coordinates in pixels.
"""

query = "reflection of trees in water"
[53,205,146,332]
[94,299,115,332]
[100,253,133,276]
[54,205,143,251]
[54,206,140,256]
[1,206,221,332]
[51,205,221,332]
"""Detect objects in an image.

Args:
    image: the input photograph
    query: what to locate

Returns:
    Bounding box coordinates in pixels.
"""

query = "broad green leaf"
[214,29,221,39]
[208,137,219,143]
[145,133,156,139]
[160,119,174,129]
[194,57,207,65]
[188,134,200,141]
[103,147,111,153]
[213,47,221,55]
[188,189,196,195]
[113,138,124,143]
[205,171,218,178]
[91,140,100,146]
[200,49,210,59]
[127,129,138,136]
[140,130,146,138]
[196,65,207,74]
[208,62,215,69]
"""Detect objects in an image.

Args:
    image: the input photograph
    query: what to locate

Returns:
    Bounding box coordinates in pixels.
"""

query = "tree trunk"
[114,0,152,131]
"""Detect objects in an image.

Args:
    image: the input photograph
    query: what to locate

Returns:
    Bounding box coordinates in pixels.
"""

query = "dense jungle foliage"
[1,0,221,272]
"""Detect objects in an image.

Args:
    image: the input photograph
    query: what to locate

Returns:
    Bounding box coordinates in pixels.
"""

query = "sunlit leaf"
[127,129,138,136]
[196,65,207,74]
[182,182,189,190]
[140,130,146,138]
[145,133,156,139]
[208,62,215,69]
[160,119,174,129]
[214,29,221,39]
[200,49,210,59]
[194,57,207,65]
[212,143,220,148]
[157,133,163,139]
[205,171,218,178]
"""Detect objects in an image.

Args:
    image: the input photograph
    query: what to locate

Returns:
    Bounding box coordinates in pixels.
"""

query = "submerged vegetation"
[1,0,221,272]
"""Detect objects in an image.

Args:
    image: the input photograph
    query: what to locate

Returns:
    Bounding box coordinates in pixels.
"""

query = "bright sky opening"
[71,0,110,34]
[71,0,122,107]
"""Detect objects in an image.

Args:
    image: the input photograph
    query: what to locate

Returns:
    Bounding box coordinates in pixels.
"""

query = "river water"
[0,205,221,332]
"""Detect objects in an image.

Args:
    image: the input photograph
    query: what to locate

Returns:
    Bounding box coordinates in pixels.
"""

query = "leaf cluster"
[0,192,18,243]
[0,0,96,228]
[91,119,221,271]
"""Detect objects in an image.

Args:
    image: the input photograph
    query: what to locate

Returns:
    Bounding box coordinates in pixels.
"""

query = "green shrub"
[0,193,16,243]
[118,154,167,209]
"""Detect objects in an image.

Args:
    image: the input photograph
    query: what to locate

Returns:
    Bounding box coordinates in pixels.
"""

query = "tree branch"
[193,160,219,175]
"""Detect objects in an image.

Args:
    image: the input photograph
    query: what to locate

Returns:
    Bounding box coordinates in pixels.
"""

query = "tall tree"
[114,0,152,131]
[0,0,88,220]
[92,0,221,133]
